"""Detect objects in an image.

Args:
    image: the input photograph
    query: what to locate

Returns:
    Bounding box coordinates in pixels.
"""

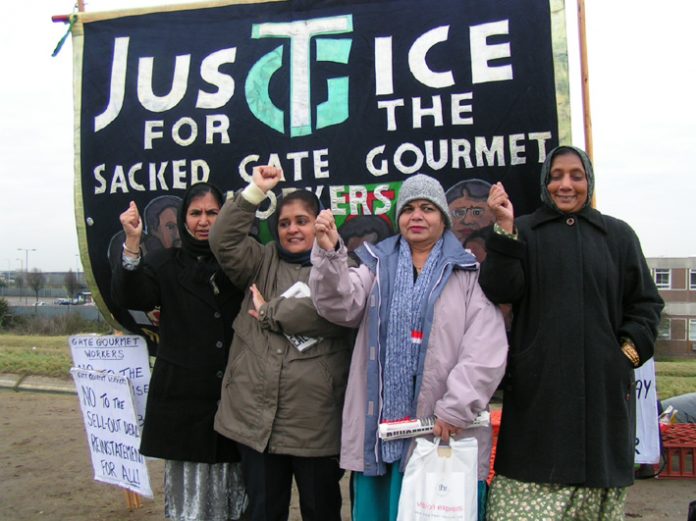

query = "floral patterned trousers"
[486,474,627,521]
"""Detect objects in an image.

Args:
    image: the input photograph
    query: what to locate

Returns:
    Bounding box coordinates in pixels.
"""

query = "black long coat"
[479,205,663,487]
[112,247,243,463]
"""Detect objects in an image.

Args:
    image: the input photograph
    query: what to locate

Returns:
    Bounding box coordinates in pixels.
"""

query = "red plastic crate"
[656,424,696,479]
[487,409,502,484]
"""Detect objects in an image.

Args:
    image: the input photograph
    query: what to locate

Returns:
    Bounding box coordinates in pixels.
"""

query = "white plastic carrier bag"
[397,437,478,521]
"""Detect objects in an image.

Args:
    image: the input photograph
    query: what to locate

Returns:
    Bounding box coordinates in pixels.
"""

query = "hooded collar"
[357,230,477,271]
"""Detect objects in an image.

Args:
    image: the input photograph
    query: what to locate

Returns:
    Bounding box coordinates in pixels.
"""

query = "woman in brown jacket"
[209,166,353,521]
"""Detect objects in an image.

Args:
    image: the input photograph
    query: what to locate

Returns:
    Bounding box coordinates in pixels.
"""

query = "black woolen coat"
[111,247,243,463]
[480,205,663,487]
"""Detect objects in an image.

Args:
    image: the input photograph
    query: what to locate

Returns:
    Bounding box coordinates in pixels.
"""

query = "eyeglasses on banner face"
[451,207,486,218]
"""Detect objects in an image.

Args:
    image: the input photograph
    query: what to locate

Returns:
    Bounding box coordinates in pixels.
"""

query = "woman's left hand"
[433,418,462,444]
[248,283,266,320]
[315,209,340,251]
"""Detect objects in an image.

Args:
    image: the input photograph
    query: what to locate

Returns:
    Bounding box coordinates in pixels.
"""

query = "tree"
[64,269,81,300]
[26,269,46,304]
[0,297,9,328]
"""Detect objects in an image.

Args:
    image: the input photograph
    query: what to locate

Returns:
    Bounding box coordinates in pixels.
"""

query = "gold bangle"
[621,342,640,367]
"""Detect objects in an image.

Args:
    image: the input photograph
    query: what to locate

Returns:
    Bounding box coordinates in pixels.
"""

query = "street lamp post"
[18,248,36,272]
[17,248,36,304]
[15,258,23,305]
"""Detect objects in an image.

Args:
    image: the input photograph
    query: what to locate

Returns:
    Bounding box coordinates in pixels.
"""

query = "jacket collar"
[529,204,607,234]
[359,230,477,270]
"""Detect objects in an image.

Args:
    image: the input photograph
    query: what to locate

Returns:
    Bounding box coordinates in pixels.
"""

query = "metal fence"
[9,304,103,321]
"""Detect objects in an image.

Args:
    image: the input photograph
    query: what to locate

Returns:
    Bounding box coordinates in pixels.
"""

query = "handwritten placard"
[70,335,150,428]
[71,368,153,497]
[634,358,660,464]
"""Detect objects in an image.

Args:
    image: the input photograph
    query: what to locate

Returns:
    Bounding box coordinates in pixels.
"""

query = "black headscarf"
[268,190,321,266]
[177,182,225,281]
[539,145,595,213]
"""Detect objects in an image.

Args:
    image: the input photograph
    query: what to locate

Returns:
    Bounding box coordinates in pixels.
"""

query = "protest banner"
[634,358,660,464]
[69,334,151,428]
[71,368,153,497]
[70,0,570,346]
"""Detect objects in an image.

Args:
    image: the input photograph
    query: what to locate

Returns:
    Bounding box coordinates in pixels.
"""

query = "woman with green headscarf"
[480,146,664,520]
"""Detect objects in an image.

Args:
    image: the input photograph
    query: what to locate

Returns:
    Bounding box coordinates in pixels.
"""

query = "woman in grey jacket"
[209,166,353,521]
[309,174,508,521]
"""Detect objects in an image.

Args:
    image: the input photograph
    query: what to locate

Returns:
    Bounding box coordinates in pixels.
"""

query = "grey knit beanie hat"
[395,174,452,228]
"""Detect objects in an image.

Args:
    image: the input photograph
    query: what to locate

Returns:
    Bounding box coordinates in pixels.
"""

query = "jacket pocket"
[509,327,546,361]
[506,333,549,400]
[232,312,269,358]
[318,347,352,407]
[223,341,249,389]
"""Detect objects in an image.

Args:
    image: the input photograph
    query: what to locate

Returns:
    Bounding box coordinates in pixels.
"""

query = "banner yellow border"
[71,0,572,329]
[551,0,572,145]
[71,0,285,31]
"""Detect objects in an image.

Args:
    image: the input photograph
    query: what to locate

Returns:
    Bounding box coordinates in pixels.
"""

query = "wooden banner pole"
[577,0,593,162]
[124,489,143,510]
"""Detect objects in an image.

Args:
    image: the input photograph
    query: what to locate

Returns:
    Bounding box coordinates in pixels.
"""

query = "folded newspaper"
[281,281,321,352]
[378,411,491,440]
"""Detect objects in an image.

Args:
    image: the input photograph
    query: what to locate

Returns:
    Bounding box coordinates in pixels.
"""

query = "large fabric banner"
[72,0,570,344]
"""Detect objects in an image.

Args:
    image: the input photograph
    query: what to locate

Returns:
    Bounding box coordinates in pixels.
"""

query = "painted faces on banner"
[76,0,568,345]
[445,178,495,243]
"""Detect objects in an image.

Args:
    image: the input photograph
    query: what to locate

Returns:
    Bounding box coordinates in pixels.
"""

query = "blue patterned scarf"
[381,236,444,462]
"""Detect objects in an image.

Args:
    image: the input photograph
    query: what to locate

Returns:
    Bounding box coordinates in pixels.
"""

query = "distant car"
[54,298,71,305]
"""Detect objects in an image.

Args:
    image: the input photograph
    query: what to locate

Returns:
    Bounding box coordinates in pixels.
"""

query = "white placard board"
[71,368,153,497]
[70,335,150,428]
[634,358,660,464]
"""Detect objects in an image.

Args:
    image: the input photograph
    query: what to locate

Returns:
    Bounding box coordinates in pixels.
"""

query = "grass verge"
[0,334,74,379]
[654,361,696,399]
[0,314,112,379]
[0,332,694,399]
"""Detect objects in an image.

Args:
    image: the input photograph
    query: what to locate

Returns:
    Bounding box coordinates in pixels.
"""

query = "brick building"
[646,257,696,359]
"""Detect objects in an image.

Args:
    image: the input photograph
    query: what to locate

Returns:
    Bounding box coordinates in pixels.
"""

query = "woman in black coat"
[480,146,663,520]
[112,183,246,521]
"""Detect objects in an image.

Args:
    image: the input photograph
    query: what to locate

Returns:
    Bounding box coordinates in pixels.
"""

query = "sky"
[1,0,695,273]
